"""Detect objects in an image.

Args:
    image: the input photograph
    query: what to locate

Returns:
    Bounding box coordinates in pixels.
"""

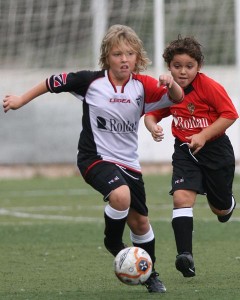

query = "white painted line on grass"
[7,205,105,212]
[0,208,103,223]
[0,207,240,224]
[0,188,97,198]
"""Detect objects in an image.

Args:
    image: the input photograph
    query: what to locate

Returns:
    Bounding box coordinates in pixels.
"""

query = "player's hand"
[185,134,206,155]
[150,124,164,142]
[158,74,174,88]
[2,95,24,113]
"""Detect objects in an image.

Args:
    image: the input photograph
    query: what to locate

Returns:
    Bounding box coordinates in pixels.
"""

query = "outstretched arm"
[3,81,48,113]
[158,74,183,103]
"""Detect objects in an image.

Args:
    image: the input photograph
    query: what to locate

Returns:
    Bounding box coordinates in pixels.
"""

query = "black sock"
[104,212,127,247]
[172,216,193,255]
[133,238,156,268]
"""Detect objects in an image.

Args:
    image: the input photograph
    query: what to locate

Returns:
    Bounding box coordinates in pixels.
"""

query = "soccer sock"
[172,207,193,255]
[104,204,129,248]
[130,225,156,267]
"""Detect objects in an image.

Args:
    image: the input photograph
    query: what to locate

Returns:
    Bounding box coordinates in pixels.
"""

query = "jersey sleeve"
[197,74,239,120]
[46,70,101,96]
[145,107,171,122]
[137,75,178,113]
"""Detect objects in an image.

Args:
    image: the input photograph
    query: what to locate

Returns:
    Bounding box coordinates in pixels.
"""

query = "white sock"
[172,207,193,219]
[130,225,154,244]
[104,204,129,219]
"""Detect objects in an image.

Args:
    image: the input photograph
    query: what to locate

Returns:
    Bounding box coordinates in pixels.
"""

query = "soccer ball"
[114,246,152,285]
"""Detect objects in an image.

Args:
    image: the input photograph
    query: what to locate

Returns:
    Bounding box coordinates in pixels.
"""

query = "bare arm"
[3,81,48,113]
[187,117,236,154]
[158,74,183,103]
[144,114,164,142]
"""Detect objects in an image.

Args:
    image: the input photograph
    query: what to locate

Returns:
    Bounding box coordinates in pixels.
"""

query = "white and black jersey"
[46,69,175,176]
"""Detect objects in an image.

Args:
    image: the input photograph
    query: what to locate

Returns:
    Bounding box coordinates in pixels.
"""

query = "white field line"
[0,208,103,223]
[0,205,240,223]
[0,188,97,198]
[4,205,105,212]
[1,187,239,199]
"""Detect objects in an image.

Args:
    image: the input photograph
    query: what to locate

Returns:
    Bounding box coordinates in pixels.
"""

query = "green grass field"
[0,174,239,300]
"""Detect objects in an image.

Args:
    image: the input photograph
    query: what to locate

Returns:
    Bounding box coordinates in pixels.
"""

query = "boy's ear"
[197,64,202,71]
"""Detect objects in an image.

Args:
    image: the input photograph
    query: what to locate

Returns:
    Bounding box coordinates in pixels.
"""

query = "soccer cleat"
[175,252,195,277]
[104,238,127,257]
[218,198,236,223]
[143,271,167,293]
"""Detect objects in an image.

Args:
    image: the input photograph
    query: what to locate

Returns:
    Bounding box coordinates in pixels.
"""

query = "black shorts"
[80,161,148,216]
[170,134,235,210]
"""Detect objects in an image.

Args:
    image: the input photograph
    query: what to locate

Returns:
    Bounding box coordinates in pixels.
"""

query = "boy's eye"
[173,64,194,69]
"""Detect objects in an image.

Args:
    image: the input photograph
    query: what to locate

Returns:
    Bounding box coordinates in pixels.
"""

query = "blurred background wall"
[0,0,239,170]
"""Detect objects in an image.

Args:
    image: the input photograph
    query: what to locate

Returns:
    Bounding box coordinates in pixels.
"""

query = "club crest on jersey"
[187,103,195,115]
[53,73,67,87]
[136,95,142,107]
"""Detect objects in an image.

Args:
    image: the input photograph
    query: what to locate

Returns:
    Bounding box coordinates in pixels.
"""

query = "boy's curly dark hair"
[163,35,204,66]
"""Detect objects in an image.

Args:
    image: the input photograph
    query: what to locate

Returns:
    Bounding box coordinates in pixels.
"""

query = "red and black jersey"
[46,69,176,172]
[146,73,239,142]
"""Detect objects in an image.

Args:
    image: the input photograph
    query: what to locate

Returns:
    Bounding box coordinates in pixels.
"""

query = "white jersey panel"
[86,72,144,170]
[46,70,175,172]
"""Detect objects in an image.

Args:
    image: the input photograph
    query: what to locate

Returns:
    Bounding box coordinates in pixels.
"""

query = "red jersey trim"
[83,160,103,177]
[83,159,142,178]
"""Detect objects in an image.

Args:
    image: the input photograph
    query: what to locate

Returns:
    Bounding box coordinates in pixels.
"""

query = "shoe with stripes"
[144,271,167,293]
[175,252,195,277]
[218,198,236,223]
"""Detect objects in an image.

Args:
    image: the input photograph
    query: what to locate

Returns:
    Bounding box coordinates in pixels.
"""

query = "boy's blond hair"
[99,24,151,73]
